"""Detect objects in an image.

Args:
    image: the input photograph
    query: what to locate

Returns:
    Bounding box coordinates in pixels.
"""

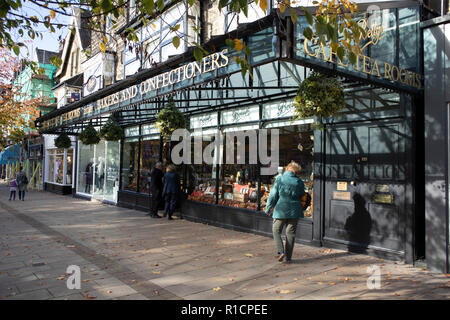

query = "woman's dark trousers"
[164,193,177,218]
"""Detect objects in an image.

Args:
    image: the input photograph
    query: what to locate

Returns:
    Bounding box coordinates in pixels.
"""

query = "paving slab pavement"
[0,183,448,300]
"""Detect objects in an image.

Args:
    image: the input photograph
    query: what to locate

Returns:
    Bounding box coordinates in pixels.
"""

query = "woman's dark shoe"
[152,215,161,219]
[168,216,173,220]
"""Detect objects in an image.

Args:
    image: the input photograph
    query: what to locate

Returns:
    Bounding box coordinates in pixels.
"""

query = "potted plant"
[79,124,100,145]
[99,115,124,141]
[294,71,346,128]
[54,132,72,149]
[155,97,186,162]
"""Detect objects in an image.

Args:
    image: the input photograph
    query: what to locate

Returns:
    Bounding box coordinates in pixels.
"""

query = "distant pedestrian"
[162,164,180,220]
[147,162,163,219]
[15,166,28,201]
[9,179,17,201]
[265,161,305,264]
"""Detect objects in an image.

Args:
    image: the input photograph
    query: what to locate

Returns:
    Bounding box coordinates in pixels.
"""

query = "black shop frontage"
[36,2,427,266]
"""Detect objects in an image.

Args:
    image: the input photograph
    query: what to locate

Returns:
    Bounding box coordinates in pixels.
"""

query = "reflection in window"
[104,141,120,202]
[261,124,314,218]
[48,149,55,183]
[121,138,139,191]
[77,143,95,194]
[139,138,160,193]
[187,135,217,204]
[67,149,73,185]
[218,131,259,210]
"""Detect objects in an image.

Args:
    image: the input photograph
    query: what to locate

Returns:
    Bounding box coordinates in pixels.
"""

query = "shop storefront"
[43,134,76,194]
[36,2,430,267]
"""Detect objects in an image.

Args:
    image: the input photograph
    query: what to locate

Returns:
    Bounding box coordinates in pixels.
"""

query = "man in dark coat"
[162,164,180,220]
[147,162,163,218]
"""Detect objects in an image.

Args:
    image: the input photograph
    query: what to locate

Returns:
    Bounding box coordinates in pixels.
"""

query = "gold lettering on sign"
[375,185,389,193]
[333,191,351,201]
[337,182,348,191]
[373,194,394,204]
[303,18,422,89]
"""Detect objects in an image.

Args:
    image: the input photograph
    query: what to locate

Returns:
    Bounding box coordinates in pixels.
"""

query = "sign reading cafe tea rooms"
[41,49,230,129]
[303,18,422,89]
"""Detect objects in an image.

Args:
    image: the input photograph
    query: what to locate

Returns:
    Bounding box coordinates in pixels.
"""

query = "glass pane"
[104,141,120,202]
[48,153,55,183]
[261,124,314,218]
[93,140,106,196]
[139,138,160,193]
[66,149,73,185]
[187,135,217,204]
[218,131,259,210]
[55,154,64,184]
[77,143,95,194]
[121,138,139,191]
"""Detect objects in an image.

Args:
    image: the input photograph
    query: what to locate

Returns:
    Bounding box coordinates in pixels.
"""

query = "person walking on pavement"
[265,161,305,264]
[15,166,28,201]
[162,164,180,220]
[147,162,163,218]
[9,179,17,200]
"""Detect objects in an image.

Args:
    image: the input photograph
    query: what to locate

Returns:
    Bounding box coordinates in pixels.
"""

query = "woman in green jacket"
[265,161,305,263]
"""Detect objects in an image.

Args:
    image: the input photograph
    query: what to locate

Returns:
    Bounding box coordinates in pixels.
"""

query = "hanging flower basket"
[54,132,72,149]
[79,124,100,145]
[294,71,345,128]
[99,115,124,141]
[155,98,186,141]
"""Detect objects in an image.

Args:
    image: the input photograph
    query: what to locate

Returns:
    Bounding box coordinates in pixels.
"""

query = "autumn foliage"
[0,47,40,149]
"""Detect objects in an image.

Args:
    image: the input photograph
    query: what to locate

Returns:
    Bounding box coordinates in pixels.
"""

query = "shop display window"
[55,149,64,184]
[218,132,259,210]
[186,136,217,204]
[47,148,72,185]
[121,138,139,192]
[48,149,55,183]
[77,143,95,194]
[261,124,314,218]
[66,149,73,185]
[139,138,160,193]
[104,141,120,202]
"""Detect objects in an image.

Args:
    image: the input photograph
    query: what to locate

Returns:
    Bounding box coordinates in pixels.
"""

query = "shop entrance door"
[323,121,407,255]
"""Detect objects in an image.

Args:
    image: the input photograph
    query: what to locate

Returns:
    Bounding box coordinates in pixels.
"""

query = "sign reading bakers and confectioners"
[41,49,230,130]
[97,49,229,110]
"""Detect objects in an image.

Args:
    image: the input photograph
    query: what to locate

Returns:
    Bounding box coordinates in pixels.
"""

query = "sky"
[10,2,70,59]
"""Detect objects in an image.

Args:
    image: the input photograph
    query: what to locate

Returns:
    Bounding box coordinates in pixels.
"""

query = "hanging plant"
[294,71,346,128]
[54,132,72,149]
[99,115,124,141]
[79,124,100,145]
[155,97,186,140]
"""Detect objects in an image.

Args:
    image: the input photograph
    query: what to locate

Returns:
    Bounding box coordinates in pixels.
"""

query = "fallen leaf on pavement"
[213,287,221,291]
[279,289,295,294]
[152,271,160,274]
[107,290,112,294]
[293,278,299,281]
[82,280,89,283]
[245,253,253,258]
[56,276,65,280]
[85,294,96,300]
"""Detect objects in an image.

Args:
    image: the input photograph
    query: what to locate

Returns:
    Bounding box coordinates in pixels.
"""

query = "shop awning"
[0,144,20,165]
